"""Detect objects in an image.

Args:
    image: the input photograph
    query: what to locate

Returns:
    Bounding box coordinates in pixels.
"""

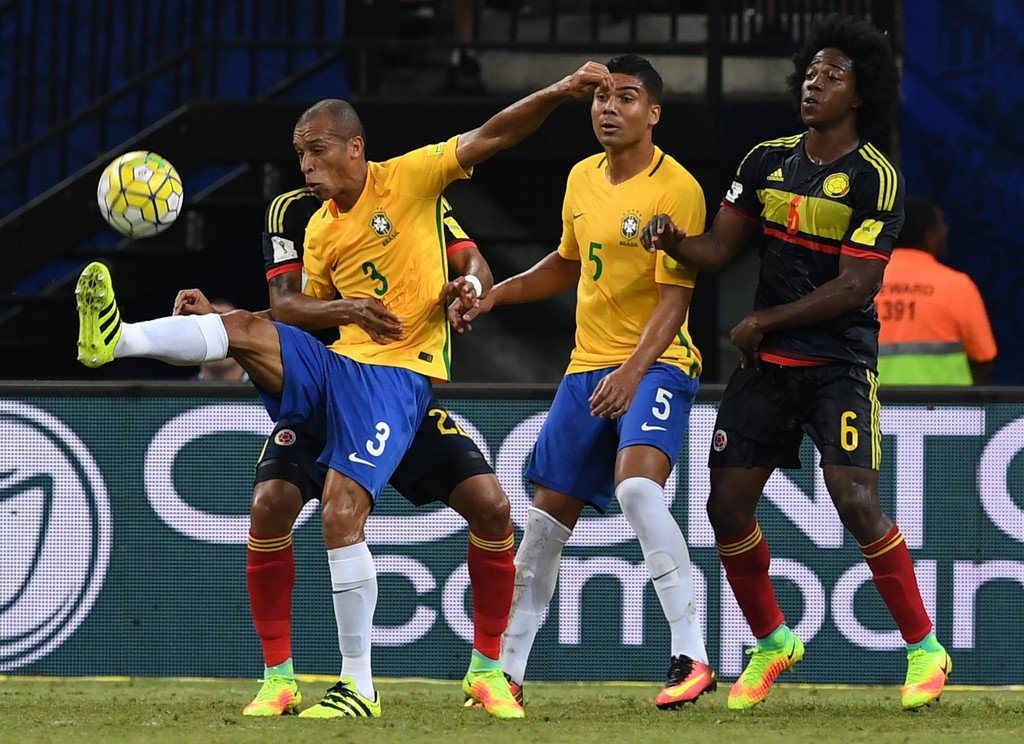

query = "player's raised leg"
[75,261,283,392]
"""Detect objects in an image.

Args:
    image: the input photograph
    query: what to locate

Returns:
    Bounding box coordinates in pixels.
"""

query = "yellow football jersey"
[558,146,704,376]
[302,135,471,381]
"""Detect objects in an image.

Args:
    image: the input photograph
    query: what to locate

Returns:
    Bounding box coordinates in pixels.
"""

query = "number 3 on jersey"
[362,261,389,296]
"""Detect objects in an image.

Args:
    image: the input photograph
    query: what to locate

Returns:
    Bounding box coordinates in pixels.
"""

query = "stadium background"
[1,0,1022,687]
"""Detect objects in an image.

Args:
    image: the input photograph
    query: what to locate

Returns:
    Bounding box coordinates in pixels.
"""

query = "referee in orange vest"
[875,196,997,384]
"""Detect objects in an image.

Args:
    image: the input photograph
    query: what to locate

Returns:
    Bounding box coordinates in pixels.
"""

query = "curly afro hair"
[785,14,901,135]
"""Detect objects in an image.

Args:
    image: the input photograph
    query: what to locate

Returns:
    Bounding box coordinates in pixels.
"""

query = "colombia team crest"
[823,173,851,198]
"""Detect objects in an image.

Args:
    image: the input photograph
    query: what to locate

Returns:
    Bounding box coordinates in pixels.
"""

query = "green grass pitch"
[1,676,1021,744]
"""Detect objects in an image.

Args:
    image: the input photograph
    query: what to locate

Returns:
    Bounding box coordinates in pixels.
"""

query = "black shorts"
[709,362,881,471]
[254,399,494,506]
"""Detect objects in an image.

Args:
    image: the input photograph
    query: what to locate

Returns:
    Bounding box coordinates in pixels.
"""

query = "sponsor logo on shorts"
[274,428,296,446]
[712,429,728,451]
[348,452,376,467]
[641,422,667,432]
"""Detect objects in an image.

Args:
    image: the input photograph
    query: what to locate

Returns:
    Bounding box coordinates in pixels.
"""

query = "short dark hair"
[785,14,901,135]
[897,196,941,248]
[606,53,663,103]
[297,98,365,141]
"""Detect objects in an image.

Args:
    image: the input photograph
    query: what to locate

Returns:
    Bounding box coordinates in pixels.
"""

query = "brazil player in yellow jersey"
[75,60,616,718]
[642,15,950,711]
[451,53,716,710]
[172,198,519,719]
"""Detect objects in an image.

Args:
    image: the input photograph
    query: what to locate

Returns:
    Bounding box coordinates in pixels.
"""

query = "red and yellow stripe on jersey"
[302,135,471,381]
[558,146,704,377]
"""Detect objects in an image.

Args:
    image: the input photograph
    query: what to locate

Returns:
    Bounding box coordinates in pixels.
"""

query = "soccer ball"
[96,151,183,238]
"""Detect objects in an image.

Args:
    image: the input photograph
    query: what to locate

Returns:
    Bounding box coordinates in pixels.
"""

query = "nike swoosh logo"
[641,422,667,431]
[348,452,376,467]
[572,212,585,220]
[663,673,710,697]
[331,259,340,271]
[332,586,359,595]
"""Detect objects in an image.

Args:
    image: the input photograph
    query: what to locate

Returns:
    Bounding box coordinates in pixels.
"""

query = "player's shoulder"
[650,149,701,187]
[569,152,607,178]
[854,140,904,183]
[734,133,803,177]
[264,187,319,232]
[747,133,805,159]
[851,140,904,208]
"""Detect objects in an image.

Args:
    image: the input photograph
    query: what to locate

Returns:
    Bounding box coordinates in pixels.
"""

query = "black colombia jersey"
[722,132,904,368]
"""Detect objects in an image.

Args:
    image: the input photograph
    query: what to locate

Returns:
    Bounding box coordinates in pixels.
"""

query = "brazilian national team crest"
[621,212,641,241]
[370,211,394,238]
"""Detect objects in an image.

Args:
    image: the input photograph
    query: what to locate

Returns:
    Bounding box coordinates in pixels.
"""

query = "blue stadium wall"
[2,384,1022,686]
[900,0,1024,384]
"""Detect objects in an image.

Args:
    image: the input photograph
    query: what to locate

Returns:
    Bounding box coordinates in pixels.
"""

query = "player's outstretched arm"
[455,61,615,170]
[267,271,405,344]
[641,208,753,272]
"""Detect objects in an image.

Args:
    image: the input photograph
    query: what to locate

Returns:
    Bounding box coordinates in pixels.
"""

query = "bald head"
[297,99,365,142]
[293,98,369,206]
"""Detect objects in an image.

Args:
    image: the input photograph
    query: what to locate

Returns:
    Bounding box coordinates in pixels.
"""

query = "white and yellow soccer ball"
[96,151,183,238]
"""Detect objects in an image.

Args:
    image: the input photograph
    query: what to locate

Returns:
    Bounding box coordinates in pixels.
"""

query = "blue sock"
[468,649,500,673]
[265,658,295,679]
[907,633,943,654]
[756,625,792,651]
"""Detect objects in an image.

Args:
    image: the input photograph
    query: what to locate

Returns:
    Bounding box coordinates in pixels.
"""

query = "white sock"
[327,542,377,699]
[114,314,229,366]
[501,506,572,686]
[616,476,708,664]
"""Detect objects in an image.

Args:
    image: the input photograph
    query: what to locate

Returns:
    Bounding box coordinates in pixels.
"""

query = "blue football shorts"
[253,322,432,501]
[525,362,698,512]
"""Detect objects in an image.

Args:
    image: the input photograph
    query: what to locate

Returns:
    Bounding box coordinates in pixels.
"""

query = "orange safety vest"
[875,248,997,385]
